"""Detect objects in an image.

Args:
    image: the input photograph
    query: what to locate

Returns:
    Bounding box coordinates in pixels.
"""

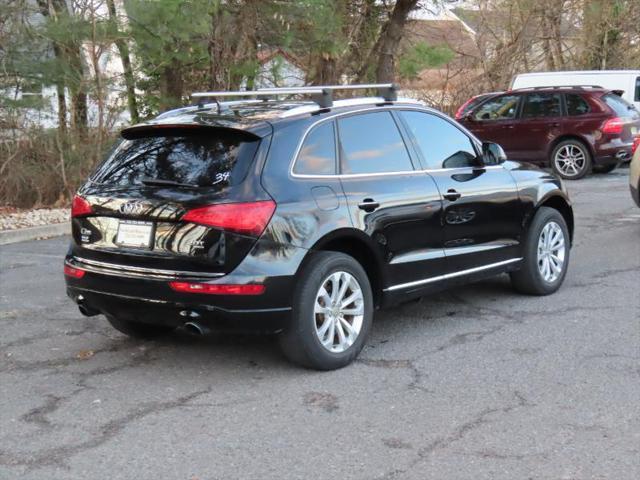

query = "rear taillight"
[601,117,624,135]
[455,97,476,120]
[169,282,265,295]
[64,264,85,279]
[181,200,276,236]
[632,136,640,155]
[71,195,93,217]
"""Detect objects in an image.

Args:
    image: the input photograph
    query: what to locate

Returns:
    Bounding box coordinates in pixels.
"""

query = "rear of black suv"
[65,119,301,333]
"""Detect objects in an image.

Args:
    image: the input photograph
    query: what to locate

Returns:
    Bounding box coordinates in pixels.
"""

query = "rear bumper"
[595,142,633,165]
[64,254,297,333]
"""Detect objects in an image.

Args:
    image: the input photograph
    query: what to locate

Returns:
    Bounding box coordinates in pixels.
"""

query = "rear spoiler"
[120,123,264,140]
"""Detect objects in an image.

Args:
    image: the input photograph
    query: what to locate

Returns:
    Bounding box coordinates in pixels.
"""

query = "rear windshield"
[91,129,260,188]
[601,93,639,119]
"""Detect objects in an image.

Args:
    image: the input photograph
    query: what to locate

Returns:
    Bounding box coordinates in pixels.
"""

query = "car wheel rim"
[555,144,586,177]
[537,221,566,283]
[314,271,364,353]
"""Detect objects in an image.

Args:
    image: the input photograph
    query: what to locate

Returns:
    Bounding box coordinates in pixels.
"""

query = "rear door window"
[337,111,414,174]
[293,121,336,175]
[473,94,520,121]
[566,94,590,116]
[91,128,260,188]
[635,77,640,102]
[522,93,562,118]
[602,93,639,119]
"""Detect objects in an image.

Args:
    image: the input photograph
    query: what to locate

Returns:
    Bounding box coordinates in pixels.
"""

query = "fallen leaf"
[76,349,95,360]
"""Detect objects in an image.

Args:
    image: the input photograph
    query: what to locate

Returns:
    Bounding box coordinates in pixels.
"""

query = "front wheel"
[550,140,591,180]
[510,207,570,295]
[279,252,373,370]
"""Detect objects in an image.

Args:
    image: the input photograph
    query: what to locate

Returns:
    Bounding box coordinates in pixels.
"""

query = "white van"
[511,70,640,110]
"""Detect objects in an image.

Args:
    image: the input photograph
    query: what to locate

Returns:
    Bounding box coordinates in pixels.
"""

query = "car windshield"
[91,129,260,188]
[601,93,639,119]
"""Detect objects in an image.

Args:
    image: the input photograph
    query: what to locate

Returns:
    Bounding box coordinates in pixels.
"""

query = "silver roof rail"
[259,83,398,103]
[191,83,399,109]
[191,87,333,108]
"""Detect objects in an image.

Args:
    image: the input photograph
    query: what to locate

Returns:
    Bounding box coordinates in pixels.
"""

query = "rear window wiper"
[140,177,200,189]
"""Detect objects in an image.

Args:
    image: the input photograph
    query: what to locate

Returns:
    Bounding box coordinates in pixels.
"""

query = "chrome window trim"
[384,258,522,292]
[69,256,224,280]
[289,105,496,179]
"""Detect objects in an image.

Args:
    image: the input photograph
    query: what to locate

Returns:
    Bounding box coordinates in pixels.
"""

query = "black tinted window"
[92,129,259,187]
[522,93,562,118]
[602,93,639,118]
[400,111,480,169]
[566,94,590,115]
[337,112,413,174]
[294,122,336,175]
[473,94,519,120]
[635,77,639,102]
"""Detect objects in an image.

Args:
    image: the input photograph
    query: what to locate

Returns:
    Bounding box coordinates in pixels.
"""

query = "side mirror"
[482,142,507,165]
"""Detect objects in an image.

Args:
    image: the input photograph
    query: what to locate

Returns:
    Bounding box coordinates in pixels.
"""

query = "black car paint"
[65,101,573,333]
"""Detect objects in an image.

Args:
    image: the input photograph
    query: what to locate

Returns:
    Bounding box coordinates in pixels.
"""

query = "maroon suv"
[458,86,640,179]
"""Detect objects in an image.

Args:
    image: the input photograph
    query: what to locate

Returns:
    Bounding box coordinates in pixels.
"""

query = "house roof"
[256,48,306,70]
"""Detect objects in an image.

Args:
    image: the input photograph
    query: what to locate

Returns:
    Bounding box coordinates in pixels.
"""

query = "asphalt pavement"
[1,168,638,480]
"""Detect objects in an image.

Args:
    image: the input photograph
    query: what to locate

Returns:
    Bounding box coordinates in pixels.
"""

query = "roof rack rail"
[191,88,331,109]
[512,85,604,91]
[191,83,399,110]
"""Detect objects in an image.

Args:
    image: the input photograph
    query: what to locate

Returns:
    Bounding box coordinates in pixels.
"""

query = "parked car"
[454,92,502,120]
[511,70,640,110]
[458,86,640,180]
[630,137,640,207]
[64,85,573,370]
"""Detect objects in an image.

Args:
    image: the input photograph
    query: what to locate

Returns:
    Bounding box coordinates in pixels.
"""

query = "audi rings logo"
[119,202,146,216]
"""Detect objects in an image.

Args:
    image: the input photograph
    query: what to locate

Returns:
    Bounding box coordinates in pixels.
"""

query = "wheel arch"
[536,193,574,244]
[301,229,385,307]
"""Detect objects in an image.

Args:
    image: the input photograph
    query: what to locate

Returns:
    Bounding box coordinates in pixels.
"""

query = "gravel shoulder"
[0,208,68,231]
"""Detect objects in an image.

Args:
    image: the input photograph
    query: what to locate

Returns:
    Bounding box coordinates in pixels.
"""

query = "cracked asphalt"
[1,169,639,480]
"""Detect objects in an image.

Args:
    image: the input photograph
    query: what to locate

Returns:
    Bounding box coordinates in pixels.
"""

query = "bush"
[0,128,116,208]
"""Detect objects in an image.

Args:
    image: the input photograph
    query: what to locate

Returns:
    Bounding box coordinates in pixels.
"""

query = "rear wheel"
[106,315,175,339]
[279,252,373,370]
[592,163,619,174]
[510,207,570,295]
[550,140,591,180]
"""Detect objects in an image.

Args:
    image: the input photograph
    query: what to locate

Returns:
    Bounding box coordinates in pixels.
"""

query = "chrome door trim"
[384,258,522,292]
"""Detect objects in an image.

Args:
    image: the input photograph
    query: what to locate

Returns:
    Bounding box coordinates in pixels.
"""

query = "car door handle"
[551,122,561,127]
[443,189,462,201]
[358,199,380,212]
[502,125,515,129]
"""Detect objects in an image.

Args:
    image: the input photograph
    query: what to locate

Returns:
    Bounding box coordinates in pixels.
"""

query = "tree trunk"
[159,61,184,110]
[359,0,418,83]
[106,0,139,123]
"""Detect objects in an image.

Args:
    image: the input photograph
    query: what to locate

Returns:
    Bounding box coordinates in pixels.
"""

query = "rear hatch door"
[70,125,273,277]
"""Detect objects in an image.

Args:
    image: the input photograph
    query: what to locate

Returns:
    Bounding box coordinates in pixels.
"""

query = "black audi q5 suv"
[65,85,574,370]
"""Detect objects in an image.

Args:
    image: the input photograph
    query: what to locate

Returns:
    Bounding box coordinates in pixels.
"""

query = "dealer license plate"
[115,220,153,248]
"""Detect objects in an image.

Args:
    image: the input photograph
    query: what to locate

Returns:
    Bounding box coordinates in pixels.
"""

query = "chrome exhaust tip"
[184,321,208,336]
[77,295,100,317]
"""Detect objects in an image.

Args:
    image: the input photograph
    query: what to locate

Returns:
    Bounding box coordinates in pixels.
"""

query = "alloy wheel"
[554,144,587,177]
[314,271,364,353]
[537,221,566,283]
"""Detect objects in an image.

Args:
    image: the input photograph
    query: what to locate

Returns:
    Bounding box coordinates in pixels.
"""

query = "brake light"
[64,264,85,278]
[632,136,640,155]
[455,96,476,119]
[169,282,265,295]
[181,200,276,236]
[71,195,93,217]
[601,117,624,135]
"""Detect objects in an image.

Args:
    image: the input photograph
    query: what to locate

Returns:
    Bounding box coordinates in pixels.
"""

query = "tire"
[278,252,373,370]
[550,139,591,180]
[510,207,570,295]
[106,315,175,339]
[592,163,619,174]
